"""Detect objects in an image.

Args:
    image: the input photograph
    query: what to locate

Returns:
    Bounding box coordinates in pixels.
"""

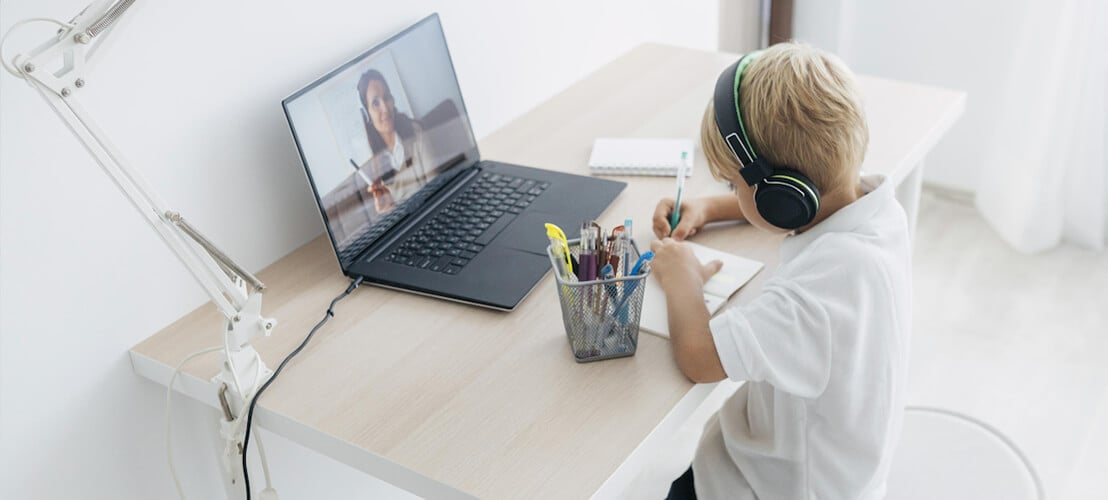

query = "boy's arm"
[666,284,727,383]
[700,194,746,223]
[650,238,727,383]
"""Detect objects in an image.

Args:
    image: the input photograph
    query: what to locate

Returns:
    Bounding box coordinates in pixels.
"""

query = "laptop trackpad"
[496,211,573,256]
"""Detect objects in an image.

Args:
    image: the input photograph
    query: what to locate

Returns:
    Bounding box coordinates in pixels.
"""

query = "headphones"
[713,51,821,230]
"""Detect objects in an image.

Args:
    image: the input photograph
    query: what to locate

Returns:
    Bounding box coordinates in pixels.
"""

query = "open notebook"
[639,240,764,339]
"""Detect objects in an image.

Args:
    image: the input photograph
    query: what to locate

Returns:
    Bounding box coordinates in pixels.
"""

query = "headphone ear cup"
[754,169,821,230]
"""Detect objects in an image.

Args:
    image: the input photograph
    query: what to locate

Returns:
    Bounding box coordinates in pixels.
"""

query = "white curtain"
[974,0,1108,253]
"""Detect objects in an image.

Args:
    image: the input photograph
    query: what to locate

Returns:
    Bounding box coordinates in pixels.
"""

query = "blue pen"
[622,218,632,277]
[611,250,654,324]
[630,250,654,276]
[625,250,654,299]
[600,263,617,302]
[669,152,688,232]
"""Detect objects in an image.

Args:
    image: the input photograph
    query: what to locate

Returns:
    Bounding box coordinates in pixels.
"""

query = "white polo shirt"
[692,175,912,500]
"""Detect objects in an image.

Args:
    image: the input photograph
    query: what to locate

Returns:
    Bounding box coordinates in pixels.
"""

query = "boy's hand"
[653,197,708,240]
[649,238,723,294]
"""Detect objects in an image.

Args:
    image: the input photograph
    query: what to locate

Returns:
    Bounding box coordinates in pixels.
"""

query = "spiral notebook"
[588,138,694,176]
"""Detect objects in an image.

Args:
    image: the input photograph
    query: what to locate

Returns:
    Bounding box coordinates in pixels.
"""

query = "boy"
[650,42,912,499]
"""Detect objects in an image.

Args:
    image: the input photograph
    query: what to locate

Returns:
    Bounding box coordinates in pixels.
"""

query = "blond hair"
[702,42,868,196]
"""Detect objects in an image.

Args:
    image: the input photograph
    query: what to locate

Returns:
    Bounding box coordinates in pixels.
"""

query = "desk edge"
[129,350,477,500]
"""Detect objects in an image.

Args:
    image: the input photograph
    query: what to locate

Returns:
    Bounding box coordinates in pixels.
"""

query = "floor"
[622,188,1108,499]
[909,189,1108,500]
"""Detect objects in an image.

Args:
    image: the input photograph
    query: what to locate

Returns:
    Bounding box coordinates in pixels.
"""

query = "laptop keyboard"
[384,171,548,274]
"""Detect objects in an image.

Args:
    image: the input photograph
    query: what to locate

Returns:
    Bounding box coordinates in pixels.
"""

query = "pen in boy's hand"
[670,151,688,232]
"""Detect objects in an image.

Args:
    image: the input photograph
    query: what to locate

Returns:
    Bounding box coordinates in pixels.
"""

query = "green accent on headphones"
[771,174,821,210]
[733,50,763,161]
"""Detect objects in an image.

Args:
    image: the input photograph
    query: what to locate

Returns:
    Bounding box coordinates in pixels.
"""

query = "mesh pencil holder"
[547,239,649,363]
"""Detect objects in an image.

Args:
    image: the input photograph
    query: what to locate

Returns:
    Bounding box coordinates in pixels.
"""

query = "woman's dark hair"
[357,69,416,155]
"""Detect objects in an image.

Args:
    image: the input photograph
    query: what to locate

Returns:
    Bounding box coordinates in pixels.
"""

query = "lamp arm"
[3,4,277,497]
[5,0,265,320]
[26,81,253,316]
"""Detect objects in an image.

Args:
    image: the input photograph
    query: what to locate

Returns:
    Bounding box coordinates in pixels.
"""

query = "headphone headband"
[713,51,763,171]
[711,51,821,230]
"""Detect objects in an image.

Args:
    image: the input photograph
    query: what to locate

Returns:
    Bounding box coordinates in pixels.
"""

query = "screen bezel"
[281,13,480,271]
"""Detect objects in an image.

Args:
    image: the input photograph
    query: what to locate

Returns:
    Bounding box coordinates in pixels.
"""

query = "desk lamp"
[2,1,275,497]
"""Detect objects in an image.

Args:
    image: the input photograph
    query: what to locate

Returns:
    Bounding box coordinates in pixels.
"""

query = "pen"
[349,158,374,186]
[598,262,621,347]
[670,151,688,232]
[610,251,654,325]
[591,221,604,269]
[578,223,598,281]
[600,262,616,311]
[623,218,632,277]
[607,226,624,275]
[624,251,654,302]
[600,263,615,280]
[630,250,654,276]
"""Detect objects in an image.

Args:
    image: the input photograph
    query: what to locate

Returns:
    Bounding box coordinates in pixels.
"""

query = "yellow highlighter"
[545,223,573,277]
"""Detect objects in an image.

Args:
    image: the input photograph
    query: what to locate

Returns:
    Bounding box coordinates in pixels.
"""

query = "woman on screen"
[357,69,434,212]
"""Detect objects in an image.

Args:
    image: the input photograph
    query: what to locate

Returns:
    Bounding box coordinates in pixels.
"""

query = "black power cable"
[241,276,364,499]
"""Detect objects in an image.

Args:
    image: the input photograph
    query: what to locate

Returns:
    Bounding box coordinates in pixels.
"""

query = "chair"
[887,406,1044,500]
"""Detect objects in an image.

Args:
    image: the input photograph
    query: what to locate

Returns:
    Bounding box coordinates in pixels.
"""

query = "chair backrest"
[887,407,1043,500]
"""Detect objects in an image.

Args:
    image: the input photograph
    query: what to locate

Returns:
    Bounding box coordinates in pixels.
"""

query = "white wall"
[0,1,718,498]
[718,0,763,53]
[792,0,1025,193]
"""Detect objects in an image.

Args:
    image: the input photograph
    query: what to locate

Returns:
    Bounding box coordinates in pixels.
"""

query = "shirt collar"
[780,174,891,263]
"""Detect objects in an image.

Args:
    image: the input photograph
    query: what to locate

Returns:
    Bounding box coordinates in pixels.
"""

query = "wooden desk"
[130,43,964,499]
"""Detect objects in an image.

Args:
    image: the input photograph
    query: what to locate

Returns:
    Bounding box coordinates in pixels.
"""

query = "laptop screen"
[283,14,478,265]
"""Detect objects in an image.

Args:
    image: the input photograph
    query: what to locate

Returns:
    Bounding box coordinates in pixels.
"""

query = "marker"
[669,151,688,232]
[544,223,573,276]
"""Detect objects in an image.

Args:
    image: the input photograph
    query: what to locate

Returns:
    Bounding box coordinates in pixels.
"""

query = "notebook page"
[636,240,763,339]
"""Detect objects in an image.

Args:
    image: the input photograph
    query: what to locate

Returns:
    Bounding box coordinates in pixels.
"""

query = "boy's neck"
[794,179,864,234]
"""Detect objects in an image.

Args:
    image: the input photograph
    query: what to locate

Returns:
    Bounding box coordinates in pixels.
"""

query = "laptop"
[282,14,624,310]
